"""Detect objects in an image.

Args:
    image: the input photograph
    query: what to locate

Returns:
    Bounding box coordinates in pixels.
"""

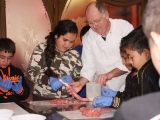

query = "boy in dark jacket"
[92,26,160,108]
[113,1,160,119]
[0,38,30,104]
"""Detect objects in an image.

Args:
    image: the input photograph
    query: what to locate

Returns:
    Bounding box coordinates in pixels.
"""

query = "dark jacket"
[112,59,160,108]
[116,69,138,100]
[137,59,160,95]
[0,64,30,104]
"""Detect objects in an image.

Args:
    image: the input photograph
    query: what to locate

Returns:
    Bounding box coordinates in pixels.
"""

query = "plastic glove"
[49,77,63,91]
[50,113,63,120]
[101,87,117,97]
[92,96,113,108]
[12,76,23,93]
[0,76,12,90]
[61,75,72,83]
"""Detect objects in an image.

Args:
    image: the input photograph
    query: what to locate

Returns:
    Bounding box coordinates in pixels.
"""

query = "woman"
[26,20,82,100]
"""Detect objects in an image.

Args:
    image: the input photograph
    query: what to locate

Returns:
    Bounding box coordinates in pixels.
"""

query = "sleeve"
[115,72,134,101]
[26,43,48,84]
[15,69,30,101]
[116,90,132,103]
[143,70,160,94]
[81,33,97,82]
[120,20,134,37]
[111,97,121,108]
[0,90,6,100]
[72,51,83,81]
[115,20,134,72]
[111,72,135,107]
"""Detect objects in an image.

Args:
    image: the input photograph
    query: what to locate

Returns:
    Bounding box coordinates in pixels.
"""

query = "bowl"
[11,114,46,120]
[0,109,14,120]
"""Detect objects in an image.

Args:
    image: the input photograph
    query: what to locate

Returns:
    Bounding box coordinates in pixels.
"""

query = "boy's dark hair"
[0,38,16,55]
[80,25,90,41]
[120,25,149,55]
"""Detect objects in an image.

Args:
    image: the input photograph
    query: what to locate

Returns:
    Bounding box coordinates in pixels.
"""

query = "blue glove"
[61,75,72,83]
[50,113,63,120]
[92,96,113,108]
[49,77,63,91]
[12,76,23,93]
[0,76,12,90]
[101,87,117,97]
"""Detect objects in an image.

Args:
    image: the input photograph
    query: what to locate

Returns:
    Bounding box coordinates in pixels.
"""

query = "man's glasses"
[88,13,105,26]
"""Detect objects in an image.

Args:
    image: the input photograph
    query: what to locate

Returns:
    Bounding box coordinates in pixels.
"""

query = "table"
[20,99,115,120]
[0,102,29,116]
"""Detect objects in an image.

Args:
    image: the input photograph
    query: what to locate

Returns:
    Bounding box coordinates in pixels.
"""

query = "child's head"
[0,38,15,68]
[80,25,90,41]
[120,26,150,71]
[143,0,160,75]
[120,36,133,71]
[120,51,133,71]
[46,19,78,55]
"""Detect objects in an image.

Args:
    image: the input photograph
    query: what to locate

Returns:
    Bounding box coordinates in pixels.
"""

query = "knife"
[59,78,69,87]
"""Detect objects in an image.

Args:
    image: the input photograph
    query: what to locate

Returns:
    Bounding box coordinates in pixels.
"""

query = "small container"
[0,109,14,120]
[86,82,101,101]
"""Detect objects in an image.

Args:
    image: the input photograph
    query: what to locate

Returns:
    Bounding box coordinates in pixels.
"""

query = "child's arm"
[115,71,138,102]
[15,69,30,101]
[26,43,48,84]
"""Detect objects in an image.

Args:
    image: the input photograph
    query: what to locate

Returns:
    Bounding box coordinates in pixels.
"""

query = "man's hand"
[96,68,126,86]
[96,73,113,86]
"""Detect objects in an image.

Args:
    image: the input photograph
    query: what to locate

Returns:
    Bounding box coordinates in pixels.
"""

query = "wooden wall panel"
[42,0,67,31]
[0,0,6,38]
[97,0,148,26]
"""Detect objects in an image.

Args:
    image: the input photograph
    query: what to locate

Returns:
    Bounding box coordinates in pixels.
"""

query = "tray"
[57,109,116,120]
[28,98,89,106]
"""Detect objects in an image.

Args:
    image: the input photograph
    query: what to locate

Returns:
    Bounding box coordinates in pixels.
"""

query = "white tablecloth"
[0,102,29,116]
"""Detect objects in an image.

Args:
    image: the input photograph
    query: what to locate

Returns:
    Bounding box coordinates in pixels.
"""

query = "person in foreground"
[113,0,160,120]
[92,26,160,108]
[0,38,30,104]
[26,19,82,100]
[67,1,134,97]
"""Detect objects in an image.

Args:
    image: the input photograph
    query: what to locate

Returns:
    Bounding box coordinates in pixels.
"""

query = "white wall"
[6,0,51,74]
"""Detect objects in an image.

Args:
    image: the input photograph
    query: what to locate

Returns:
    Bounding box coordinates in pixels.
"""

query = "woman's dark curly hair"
[44,19,78,77]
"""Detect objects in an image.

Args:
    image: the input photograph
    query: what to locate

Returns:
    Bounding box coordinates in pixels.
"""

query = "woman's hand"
[66,81,82,97]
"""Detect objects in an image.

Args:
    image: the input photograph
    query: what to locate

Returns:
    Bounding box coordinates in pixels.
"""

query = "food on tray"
[50,99,71,104]
[80,107,112,117]
[50,98,87,105]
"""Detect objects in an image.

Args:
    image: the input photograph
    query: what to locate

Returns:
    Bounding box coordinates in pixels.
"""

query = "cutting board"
[57,109,116,120]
